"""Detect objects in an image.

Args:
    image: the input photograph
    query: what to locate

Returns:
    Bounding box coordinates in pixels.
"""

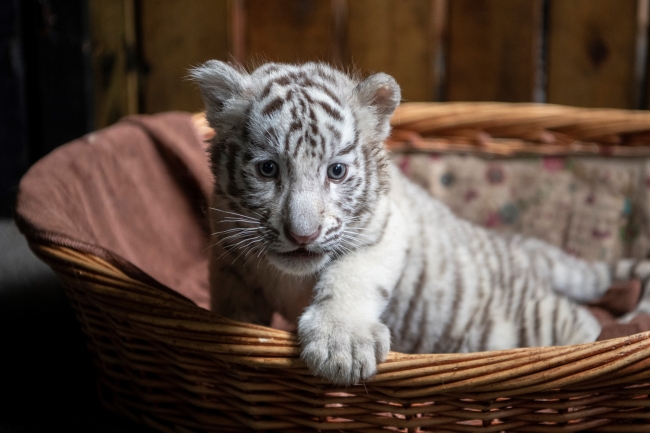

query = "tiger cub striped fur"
[191,61,650,385]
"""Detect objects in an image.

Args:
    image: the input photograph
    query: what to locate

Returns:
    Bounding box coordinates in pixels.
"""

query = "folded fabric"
[16,112,212,309]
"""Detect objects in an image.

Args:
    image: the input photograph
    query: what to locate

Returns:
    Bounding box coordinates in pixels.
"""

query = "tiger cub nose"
[285,225,321,246]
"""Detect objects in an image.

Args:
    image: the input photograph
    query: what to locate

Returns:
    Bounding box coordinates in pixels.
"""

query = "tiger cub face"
[191,62,400,276]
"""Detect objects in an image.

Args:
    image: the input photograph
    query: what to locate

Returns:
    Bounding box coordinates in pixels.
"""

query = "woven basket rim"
[386,102,650,157]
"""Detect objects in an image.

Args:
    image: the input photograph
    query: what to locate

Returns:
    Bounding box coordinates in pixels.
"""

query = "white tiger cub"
[191,61,650,385]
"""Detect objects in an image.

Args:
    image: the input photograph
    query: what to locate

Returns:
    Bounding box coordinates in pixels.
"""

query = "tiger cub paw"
[298,309,390,386]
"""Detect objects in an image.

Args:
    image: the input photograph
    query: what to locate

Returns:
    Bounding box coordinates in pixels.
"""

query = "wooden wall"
[88,0,650,129]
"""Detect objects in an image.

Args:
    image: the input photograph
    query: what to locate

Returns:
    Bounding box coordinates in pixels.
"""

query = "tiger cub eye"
[327,163,347,181]
[258,160,279,178]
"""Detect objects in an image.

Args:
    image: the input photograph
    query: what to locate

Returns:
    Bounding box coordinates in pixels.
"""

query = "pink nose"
[285,225,321,245]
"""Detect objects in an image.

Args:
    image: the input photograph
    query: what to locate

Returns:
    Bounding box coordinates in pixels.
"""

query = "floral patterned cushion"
[393,153,650,263]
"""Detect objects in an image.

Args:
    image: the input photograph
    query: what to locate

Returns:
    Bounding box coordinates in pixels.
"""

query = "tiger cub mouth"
[279,248,324,259]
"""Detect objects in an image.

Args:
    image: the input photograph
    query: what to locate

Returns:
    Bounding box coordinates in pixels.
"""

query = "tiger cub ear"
[189,60,247,119]
[355,73,401,117]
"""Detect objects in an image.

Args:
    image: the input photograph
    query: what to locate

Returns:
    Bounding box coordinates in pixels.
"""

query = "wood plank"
[89,0,138,128]
[345,0,443,102]
[139,0,229,113]
[446,0,543,102]
[245,0,335,64]
[547,0,639,109]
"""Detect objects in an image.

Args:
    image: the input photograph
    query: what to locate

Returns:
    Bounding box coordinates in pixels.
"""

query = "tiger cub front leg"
[298,206,408,385]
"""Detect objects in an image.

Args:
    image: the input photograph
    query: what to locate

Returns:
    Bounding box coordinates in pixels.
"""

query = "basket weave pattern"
[28,103,650,432]
[389,102,650,156]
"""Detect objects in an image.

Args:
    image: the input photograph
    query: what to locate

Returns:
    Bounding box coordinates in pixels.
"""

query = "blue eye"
[327,163,347,181]
[257,160,279,178]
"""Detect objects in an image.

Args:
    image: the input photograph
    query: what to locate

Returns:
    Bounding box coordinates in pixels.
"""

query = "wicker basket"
[23,103,650,432]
